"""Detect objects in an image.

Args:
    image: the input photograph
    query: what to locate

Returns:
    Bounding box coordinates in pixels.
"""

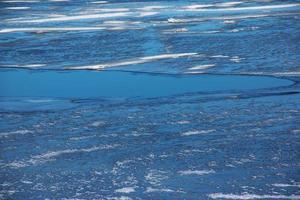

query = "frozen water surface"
[0,0,300,199]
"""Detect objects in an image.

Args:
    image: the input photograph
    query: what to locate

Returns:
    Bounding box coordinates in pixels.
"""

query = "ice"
[208,193,300,199]
[138,6,168,11]
[216,2,243,7]
[272,183,300,188]
[188,64,216,71]
[183,4,300,12]
[31,145,117,160]
[145,187,175,193]
[0,0,299,199]
[0,129,33,138]
[4,7,30,10]
[181,130,215,136]
[139,12,158,17]
[145,170,169,186]
[115,187,135,193]
[2,0,38,2]
[91,1,107,4]
[179,169,215,175]
[49,0,69,2]
[0,27,106,33]
[65,53,198,70]
[19,12,131,23]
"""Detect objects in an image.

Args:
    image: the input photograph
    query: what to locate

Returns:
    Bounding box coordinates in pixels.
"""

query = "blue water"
[0,69,293,99]
[0,0,300,199]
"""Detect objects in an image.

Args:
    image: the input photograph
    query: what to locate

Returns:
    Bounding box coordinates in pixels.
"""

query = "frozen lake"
[0,0,300,199]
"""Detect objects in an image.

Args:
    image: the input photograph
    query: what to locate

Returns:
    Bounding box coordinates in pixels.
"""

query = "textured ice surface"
[1,0,300,75]
[1,92,300,199]
[0,0,300,199]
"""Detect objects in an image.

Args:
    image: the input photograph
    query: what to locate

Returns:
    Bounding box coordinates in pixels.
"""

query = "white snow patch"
[91,1,107,4]
[32,145,117,160]
[177,120,190,124]
[115,187,135,193]
[0,130,33,138]
[188,64,216,70]
[138,6,167,11]
[223,20,236,24]
[167,18,185,23]
[145,187,175,193]
[18,12,130,23]
[91,121,105,127]
[5,145,120,169]
[6,161,28,169]
[2,0,38,2]
[179,169,215,175]
[0,27,105,33]
[21,180,33,184]
[4,7,30,10]
[139,12,158,17]
[208,193,300,199]
[183,4,300,12]
[216,2,243,7]
[108,196,132,200]
[65,53,198,70]
[230,56,243,63]
[184,4,214,10]
[50,0,69,2]
[272,183,300,188]
[92,8,130,12]
[210,55,229,58]
[181,129,215,136]
[272,72,300,76]
[145,170,169,186]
